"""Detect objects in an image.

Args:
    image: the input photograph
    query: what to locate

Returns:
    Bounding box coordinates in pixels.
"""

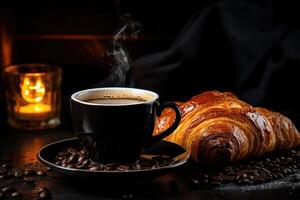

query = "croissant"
[155,91,300,165]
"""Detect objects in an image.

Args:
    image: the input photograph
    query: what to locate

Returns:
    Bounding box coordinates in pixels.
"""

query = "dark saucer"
[37,138,190,182]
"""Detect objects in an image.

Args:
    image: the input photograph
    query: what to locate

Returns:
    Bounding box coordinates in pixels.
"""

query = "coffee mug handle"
[148,102,181,146]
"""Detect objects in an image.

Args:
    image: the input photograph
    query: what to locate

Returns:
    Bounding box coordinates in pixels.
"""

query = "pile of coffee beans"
[0,155,51,199]
[188,147,300,188]
[55,148,174,171]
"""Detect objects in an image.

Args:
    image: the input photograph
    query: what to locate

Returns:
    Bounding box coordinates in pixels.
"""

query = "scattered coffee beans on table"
[1,146,299,199]
[0,155,51,200]
[187,147,300,187]
[55,147,174,171]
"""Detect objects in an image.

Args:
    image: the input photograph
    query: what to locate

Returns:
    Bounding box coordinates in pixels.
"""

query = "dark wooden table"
[0,128,299,200]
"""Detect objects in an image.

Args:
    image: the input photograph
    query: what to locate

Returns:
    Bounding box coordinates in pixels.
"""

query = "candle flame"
[21,74,46,103]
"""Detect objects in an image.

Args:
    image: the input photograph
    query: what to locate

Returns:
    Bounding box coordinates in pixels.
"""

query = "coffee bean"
[1,186,15,193]
[202,179,209,184]
[1,164,11,169]
[139,158,158,169]
[0,175,6,179]
[89,166,99,171]
[66,164,75,168]
[68,153,78,163]
[253,172,260,177]
[241,173,247,178]
[224,170,235,175]
[103,163,118,171]
[291,149,297,153]
[11,192,22,198]
[79,149,88,156]
[188,179,199,189]
[61,159,68,165]
[282,168,289,174]
[67,148,77,154]
[88,162,97,168]
[77,156,86,163]
[223,166,233,171]
[24,169,36,177]
[55,161,62,165]
[56,156,65,161]
[117,164,130,171]
[292,165,297,169]
[132,162,141,170]
[39,191,51,200]
[123,193,134,199]
[37,171,47,176]
[13,171,24,178]
[274,164,280,168]
[76,159,89,169]
[23,176,35,183]
[0,168,7,175]
[260,168,271,175]
[37,187,49,194]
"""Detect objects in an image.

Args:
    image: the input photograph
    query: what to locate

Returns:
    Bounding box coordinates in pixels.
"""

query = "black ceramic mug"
[70,87,181,163]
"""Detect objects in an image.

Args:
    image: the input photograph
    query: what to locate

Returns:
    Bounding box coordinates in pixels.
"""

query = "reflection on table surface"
[0,128,299,200]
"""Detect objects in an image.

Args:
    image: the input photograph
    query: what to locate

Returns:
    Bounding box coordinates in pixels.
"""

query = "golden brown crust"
[154,91,300,165]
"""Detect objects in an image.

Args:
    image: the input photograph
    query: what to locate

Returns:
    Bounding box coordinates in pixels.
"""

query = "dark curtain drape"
[130,0,300,125]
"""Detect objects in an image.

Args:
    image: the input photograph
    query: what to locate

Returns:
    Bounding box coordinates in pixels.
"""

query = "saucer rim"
[37,137,190,174]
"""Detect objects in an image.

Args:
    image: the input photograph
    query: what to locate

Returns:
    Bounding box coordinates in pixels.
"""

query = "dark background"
[1,0,300,129]
[0,0,201,129]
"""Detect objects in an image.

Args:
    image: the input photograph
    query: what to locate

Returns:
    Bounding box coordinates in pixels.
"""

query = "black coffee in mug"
[85,98,146,104]
[70,87,181,163]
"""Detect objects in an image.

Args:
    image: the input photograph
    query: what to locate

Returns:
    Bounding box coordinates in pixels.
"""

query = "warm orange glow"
[21,74,46,103]
[19,104,51,114]
[18,73,51,118]
[5,64,61,129]
[15,137,44,166]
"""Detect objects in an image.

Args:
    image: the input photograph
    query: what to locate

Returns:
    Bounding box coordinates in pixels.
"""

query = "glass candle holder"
[4,63,62,130]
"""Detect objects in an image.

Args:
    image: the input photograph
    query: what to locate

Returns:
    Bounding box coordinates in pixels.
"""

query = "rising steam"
[107,13,142,86]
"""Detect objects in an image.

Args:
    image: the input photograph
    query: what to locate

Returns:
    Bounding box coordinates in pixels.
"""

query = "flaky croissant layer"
[155,91,300,165]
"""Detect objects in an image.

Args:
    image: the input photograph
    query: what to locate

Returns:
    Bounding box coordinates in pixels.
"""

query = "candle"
[18,104,52,120]
[4,63,62,130]
[16,74,52,120]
